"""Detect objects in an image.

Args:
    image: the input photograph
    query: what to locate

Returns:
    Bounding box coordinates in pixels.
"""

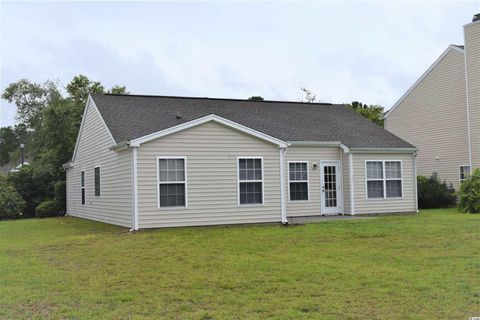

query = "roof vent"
[175,111,182,119]
[473,13,480,22]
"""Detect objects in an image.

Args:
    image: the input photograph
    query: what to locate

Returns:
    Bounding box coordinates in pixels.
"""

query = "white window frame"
[156,156,188,209]
[288,161,310,202]
[94,165,101,197]
[365,160,403,200]
[459,165,470,184]
[80,169,85,205]
[237,156,264,206]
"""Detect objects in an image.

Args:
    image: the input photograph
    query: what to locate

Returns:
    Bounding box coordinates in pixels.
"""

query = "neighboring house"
[64,93,417,230]
[385,14,480,191]
[9,161,29,173]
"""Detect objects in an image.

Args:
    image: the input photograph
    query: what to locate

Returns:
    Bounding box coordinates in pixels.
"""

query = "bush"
[417,175,456,209]
[8,165,54,217]
[35,200,60,218]
[54,180,66,213]
[0,175,26,219]
[458,168,480,213]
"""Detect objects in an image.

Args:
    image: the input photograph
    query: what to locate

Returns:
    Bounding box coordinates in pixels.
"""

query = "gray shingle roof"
[91,94,415,149]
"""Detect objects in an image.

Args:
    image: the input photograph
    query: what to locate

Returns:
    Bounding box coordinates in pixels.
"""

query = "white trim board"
[384,45,465,119]
[130,114,289,148]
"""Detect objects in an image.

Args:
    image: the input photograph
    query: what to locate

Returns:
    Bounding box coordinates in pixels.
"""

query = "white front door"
[320,160,342,215]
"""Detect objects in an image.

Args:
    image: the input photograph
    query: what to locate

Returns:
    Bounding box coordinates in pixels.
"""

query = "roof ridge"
[94,93,336,106]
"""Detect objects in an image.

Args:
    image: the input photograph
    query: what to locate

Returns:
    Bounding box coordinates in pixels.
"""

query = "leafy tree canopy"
[1,75,128,217]
[346,101,385,126]
[2,79,61,129]
[248,96,264,101]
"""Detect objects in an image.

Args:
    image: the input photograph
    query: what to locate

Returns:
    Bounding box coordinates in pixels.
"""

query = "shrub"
[8,165,54,217]
[35,200,60,218]
[458,168,480,213]
[0,175,26,219]
[417,175,456,209]
[54,180,66,213]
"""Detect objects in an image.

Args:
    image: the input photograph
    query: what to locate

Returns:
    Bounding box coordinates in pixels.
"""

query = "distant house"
[64,93,417,230]
[9,161,29,173]
[385,14,480,191]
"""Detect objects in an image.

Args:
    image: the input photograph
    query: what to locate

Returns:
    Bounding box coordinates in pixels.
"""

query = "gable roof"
[91,93,415,149]
[384,44,465,119]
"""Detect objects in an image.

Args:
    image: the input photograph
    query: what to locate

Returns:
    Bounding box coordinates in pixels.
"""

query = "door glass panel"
[324,165,337,208]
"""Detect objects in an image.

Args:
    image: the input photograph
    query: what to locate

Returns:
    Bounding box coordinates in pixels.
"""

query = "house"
[384,14,480,191]
[64,93,417,230]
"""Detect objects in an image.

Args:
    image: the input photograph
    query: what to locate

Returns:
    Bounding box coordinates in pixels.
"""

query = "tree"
[1,74,128,217]
[109,85,128,94]
[248,96,264,101]
[66,74,105,105]
[347,101,385,126]
[0,127,18,165]
[2,79,61,129]
[299,86,317,103]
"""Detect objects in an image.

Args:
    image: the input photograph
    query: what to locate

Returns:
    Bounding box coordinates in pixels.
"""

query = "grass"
[0,209,479,319]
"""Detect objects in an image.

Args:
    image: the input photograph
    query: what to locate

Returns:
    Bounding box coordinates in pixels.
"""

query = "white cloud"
[1,1,478,126]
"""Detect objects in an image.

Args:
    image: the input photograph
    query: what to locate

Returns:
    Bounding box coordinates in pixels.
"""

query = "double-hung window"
[158,157,186,207]
[94,166,101,197]
[238,158,263,205]
[81,170,85,205]
[460,165,470,183]
[289,162,309,201]
[366,160,402,199]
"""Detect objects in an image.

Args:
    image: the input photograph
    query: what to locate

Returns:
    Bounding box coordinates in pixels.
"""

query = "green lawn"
[0,209,479,319]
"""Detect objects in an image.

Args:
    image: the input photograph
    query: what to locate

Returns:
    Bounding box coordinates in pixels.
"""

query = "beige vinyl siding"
[352,153,416,214]
[284,146,344,216]
[385,48,470,190]
[465,21,480,170]
[66,100,132,227]
[136,121,281,228]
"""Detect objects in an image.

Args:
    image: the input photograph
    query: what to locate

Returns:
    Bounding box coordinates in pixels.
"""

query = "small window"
[366,161,384,199]
[289,162,309,201]
[238,158,263,205]
[385,161,402,198]
[94,166,101,197]
[158,158,186,207]
[81,170,85,205]
[460,166,470,183]
[366,160,402,199]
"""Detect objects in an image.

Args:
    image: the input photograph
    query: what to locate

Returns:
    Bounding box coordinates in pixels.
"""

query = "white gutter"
[279,147,288,224]
[110,140,130,152]
[130,146,139,231]
[348,151,355,215]
[288,141,342,147]
[349,147,417,154]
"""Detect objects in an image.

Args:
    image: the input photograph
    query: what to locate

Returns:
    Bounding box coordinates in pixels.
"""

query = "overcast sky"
[1,1,478,127]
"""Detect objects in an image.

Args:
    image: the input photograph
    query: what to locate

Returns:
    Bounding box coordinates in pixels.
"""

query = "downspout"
[348,152,355,215]
[130,146,139,231]
[279,147,288,224]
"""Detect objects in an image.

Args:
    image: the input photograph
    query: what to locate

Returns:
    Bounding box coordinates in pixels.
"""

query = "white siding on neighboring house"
[465,20,480,170]
[136,121,281,228]
[385,48,470,190]
[352,153,416,214]
[66,100,132,227]
[284,146,348,216]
